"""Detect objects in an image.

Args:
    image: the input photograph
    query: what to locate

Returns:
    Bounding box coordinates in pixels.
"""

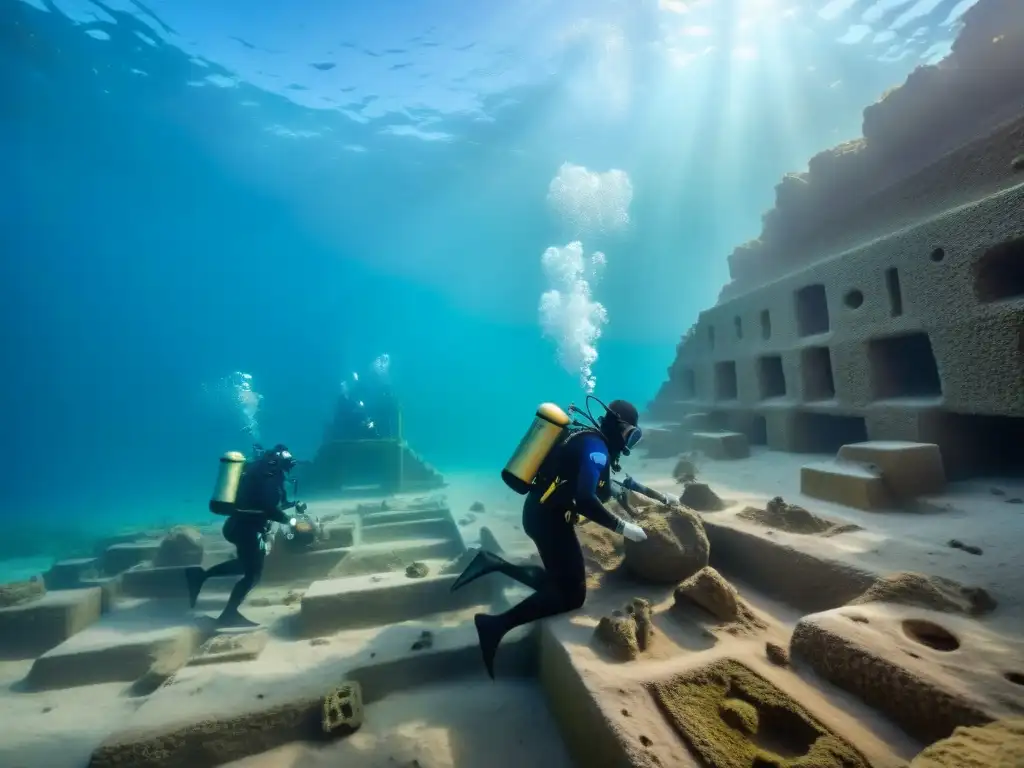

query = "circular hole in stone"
[846,614,869,624]
[902,619,960,652]
[1005,672,1024,686]
[930,247,945,262]
[843,289,864,309]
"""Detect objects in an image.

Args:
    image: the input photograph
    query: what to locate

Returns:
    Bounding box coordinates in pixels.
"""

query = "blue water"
[1,0,974,551]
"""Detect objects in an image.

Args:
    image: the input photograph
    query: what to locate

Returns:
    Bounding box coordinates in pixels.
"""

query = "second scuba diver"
[191,444,305,627]
[452,397,649,678]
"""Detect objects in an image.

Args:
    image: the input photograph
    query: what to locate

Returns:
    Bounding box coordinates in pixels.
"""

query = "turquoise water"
[1,0,973,552]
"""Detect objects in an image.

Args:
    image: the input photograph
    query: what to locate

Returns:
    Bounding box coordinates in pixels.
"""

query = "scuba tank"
[502,403,572,494]
[209,451,247,515]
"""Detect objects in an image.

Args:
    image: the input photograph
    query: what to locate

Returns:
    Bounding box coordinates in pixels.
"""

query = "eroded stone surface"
[623,503,709,584]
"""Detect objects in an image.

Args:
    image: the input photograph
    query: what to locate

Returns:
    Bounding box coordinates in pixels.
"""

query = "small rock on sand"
[410,630,433,651]
[948,539,983,556]
[405,562,429,579]
[470,501,486,513]
[765,642,789,667]
[594,597,654,661]
[737,496,862,537]
[679,482,725,511]
[848,572,997,617]
[674,566,740,622]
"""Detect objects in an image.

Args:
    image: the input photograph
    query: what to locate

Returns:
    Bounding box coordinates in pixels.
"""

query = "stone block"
[703,518,877,612]
[319,523,354,548]
[102,541,160,575]
[791,603,1024,744]
[300,569,497,636]
[25,606,202,690]
[691,431,750,460]
[359,516,458,545]
[801,459,891,510]
[837,441,946,499]
[80,575,121,613]
[0,587,102,659]
[262,546,352,584]
[681,412,713,431]
[188,630,269,666]
[44,558,99,590]
[641,426,689,459]
[120,565,199,599]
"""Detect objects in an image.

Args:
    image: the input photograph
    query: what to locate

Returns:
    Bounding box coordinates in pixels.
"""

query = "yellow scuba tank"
[209,451,246,516]
[501,403,571,495]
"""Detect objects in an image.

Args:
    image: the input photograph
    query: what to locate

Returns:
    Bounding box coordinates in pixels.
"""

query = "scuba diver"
[191,444,305,627]
[452,397,648,679]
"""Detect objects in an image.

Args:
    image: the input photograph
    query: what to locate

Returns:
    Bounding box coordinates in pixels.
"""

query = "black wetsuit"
[455,429,628,676]
[190,460,295,623]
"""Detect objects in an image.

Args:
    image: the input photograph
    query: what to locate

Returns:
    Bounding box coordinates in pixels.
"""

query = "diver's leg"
[218,533,264,627]
[474,515,587,678]
[451,550,548,593]
[188,555,244,608]
[452,494,551,593]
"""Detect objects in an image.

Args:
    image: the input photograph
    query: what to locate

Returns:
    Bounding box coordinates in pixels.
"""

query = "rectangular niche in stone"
[714,361,738,401]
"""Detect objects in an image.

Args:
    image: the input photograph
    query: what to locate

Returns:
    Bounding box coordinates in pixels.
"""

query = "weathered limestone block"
[45,558,99,590]
[801,459,891,510]
[102,541,160,575]
[691,431,750,460]
[0,587,103,659]
[837,441,946,500]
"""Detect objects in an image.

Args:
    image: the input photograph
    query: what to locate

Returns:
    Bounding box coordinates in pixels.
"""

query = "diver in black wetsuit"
[188,444,304,627]
[452,399,648,678]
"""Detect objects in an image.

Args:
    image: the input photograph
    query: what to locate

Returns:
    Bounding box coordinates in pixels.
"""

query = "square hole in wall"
[801,346,835,401]
[747,414,767,445]
[792,413,868,453]
[760,310,772,340]
[795,284,830,337]
[714,361,738,401]
[757,355,786,399]
[973,237,1024,303]
[868,332,942,399]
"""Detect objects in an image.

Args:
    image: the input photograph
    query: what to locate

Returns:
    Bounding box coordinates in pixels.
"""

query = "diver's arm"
[573,439,629,534]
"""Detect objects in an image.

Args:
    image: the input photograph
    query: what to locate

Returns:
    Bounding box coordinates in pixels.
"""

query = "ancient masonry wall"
[649,180,1024,478]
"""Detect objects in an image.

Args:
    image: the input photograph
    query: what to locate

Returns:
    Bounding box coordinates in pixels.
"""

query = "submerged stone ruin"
[2,2,1024,767]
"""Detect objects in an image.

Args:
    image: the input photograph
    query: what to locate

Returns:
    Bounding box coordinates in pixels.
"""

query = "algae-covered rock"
[910,717,1024,767]
[623,503,709,584]
[595,611,641,661]
[650,659,871,768]
[680,482,725,512]
[848,571,996,616]
[405,562,429,579]
[766,642,790,667]
[675,567,740,622]
[0,578,45,608]
[470,500,486,513]
[594,597,656,661]
[153,526,204,567]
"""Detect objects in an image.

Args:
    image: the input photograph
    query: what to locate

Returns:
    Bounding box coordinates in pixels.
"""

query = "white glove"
[622,521,647,543]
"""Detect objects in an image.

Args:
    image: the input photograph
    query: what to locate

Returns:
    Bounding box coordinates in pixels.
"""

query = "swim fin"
[474,613,501,680]
[451,549,504,592]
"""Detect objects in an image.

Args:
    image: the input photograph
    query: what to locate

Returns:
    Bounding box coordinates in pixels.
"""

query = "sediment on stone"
[703,518,876,612]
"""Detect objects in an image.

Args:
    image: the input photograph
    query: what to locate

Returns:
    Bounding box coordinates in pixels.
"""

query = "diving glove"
[621,521,647,543]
